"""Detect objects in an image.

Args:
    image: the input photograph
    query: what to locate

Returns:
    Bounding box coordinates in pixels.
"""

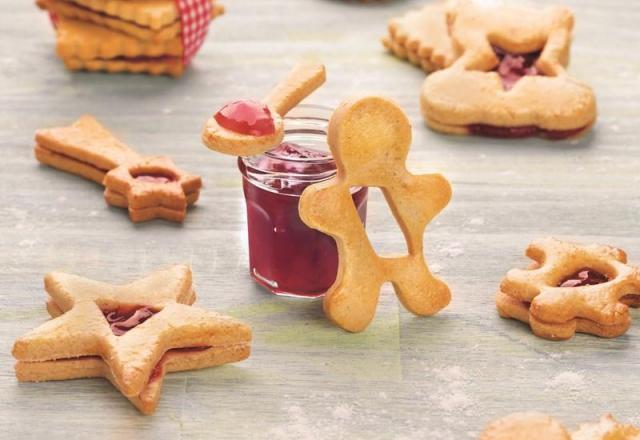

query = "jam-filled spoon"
[202,62,326,157]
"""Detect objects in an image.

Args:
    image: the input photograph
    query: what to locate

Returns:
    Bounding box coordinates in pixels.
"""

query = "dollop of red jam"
[493,46,541,91]
[103,306,156,336]
[134,174,174,184]
[214,100,275,136]
[558,269,609,288]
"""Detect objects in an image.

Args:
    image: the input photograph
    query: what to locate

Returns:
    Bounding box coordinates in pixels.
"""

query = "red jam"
[468,124,585,139]
[134,174,173,184]
[239,141,368,297]
[466,47,585,140]
[559,269,609,288]
[214,100,275,136]
[103,306,156,336]
[493,46,541,91]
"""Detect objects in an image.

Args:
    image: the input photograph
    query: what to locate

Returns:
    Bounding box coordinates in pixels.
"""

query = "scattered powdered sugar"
[429,366,474,413]
[332,404,353,420]
[545,371,586,393]
[439,242,464,258]
[430,263,443,274]
[469,217,485,226]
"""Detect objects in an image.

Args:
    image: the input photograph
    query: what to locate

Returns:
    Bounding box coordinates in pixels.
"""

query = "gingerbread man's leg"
[381,174,452,316]
[300,182,386,332]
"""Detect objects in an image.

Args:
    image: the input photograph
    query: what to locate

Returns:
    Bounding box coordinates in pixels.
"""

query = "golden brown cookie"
[35,115,141,184]
[35,116,202,222]
[480,412,571,440]
[382,1,456,73]
[572,414,640,440]
[56,18,183,60]
[39,0,223,42]
[13,265,252,415]
[299,96,452,332]
[420,1,596,139]
[61,55,185,77]
[497,238,640,340]
[103,156,202,223]
[481,413,640,440]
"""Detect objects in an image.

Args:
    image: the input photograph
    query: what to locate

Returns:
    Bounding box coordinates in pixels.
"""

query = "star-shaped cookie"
[13,265,251,414]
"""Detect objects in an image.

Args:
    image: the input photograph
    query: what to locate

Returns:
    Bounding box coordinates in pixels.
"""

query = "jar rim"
[240,103,337,180]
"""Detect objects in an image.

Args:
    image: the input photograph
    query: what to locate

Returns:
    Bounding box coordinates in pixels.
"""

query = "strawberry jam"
[559,269,609,288]
[493,46,541,91]
[134,174,173,184]
[103,306,156,336]
[238,107,368,297]
[214,100,275,136]
[467,47,586,140]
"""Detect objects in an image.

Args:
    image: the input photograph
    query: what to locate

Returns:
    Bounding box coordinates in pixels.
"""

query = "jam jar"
[238,105,368,297]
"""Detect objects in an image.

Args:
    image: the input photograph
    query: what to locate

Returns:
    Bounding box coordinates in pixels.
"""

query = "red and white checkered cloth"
[175,0,212,65]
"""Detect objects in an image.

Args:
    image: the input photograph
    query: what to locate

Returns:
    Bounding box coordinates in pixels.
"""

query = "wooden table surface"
[1,0,639,438]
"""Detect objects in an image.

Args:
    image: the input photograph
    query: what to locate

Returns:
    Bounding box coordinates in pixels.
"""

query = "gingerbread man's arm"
[383,172,452,256]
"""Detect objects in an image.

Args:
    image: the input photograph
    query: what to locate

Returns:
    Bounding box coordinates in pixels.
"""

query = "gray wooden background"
[1,0,639,438]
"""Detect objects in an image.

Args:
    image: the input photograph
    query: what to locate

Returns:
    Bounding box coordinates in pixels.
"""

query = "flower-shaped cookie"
[497,238,640,340]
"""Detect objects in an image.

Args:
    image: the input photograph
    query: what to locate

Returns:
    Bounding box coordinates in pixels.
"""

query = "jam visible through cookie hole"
[465,47,588,140]
[103,306,157,336]
[558,268,609,288]
[214,100,276,136]
[493,46,541,91]
[133,174,175,184]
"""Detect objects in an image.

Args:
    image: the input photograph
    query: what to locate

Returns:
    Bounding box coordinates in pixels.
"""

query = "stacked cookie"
[36,0,224,76]
[382,2,456,73]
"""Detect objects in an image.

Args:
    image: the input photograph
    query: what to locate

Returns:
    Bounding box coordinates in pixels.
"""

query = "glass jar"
[238,105,368,298]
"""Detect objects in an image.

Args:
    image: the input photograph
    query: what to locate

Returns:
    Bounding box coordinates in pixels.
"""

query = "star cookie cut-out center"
[13,265,251,414]
[496,238,640,340]
[299,96,452,332]
[104,156,202,223]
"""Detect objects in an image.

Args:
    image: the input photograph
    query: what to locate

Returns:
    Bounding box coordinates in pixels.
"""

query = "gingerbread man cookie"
[35,115,201,223]
[420,1,596,139]
[13,265,251,415]
[496,238,640,340]
[480,413,640,440]
[299,96,452,332]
